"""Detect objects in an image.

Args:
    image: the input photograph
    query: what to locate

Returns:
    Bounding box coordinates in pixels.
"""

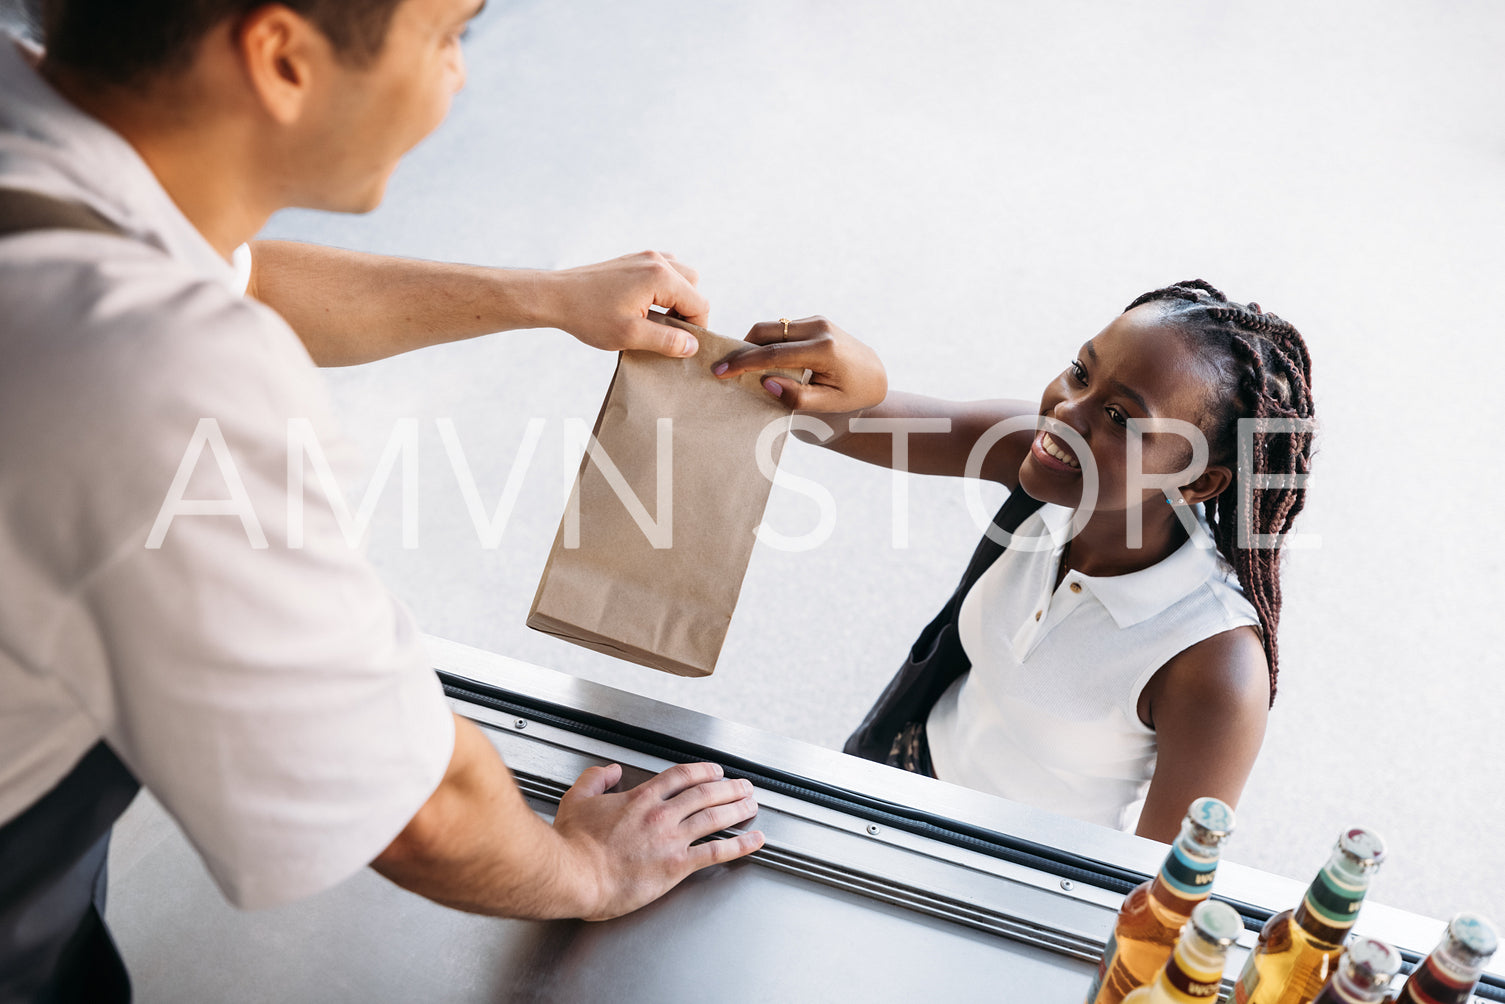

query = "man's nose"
[452,52,468,95]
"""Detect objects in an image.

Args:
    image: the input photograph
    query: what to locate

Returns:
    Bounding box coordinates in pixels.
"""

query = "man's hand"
[553,762,763,921]
[712,316,888,414]
[371,715,762,921]
[537,250,710,358]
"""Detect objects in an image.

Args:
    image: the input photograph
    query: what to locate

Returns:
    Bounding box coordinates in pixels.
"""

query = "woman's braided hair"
[1123,279,1315,705]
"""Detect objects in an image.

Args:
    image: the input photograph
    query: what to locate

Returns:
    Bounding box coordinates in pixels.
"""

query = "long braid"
[1124,280,1316,705]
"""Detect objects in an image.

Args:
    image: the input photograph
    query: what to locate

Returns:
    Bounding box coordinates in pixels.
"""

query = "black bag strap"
[843,487,1047,762]
[0,187,126,239]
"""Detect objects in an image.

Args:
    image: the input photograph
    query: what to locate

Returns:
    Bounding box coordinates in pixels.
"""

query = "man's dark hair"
[40,0,407,85]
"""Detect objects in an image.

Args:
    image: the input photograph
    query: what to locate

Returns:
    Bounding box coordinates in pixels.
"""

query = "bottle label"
[1085,931,1117,1003]
[1303,866,1364,928]
[1165,959,1221,998]
[1233,956,1260,1003]
[1161,843,1218,899]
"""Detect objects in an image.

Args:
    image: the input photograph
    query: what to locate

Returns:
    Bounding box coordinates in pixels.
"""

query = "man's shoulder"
[2,228,261,336]
[0,230,313,409]
[0,231,328,526]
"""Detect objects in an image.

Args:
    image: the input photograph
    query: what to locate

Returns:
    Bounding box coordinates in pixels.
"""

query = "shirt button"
[1034,610,1042,621]
[1069,582,1082,593]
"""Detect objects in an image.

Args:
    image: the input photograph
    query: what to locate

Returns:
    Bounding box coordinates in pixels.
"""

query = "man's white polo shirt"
[0,38,454,909]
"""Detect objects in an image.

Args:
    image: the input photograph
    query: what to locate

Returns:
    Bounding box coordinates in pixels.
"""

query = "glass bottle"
[1390,913,1498,1004]
[1233,827,1388,1004]
[1085,797,1236,1004]
[1122,899,1244,1003]
[1311,938,1402,1004]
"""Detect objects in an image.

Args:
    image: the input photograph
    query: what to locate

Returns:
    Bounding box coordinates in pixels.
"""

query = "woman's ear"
[1179,464,1233,506]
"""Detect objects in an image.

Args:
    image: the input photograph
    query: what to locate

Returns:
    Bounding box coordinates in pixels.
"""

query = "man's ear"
[1179,463,1233,506]
[236,5,327,125]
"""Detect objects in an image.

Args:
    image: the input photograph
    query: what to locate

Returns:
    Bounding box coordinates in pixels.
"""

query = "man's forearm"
[247,240,553,367]
[372,715,598,920]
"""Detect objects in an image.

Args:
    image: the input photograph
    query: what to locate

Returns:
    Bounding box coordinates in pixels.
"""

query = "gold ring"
[779,317,790,339]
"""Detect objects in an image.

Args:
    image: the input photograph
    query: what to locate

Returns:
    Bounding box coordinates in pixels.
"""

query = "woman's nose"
[1051,390,1091,436]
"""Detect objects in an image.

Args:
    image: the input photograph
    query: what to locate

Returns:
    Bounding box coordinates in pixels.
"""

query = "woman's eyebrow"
[1111,379,1150,414]
[1084,340,1152,413]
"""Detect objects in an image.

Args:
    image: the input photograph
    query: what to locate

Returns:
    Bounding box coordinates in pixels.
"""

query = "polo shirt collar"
[1037,502,1224,629]
[0,35,241,289]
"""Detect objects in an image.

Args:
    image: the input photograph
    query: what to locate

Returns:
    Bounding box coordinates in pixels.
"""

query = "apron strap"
[1,188,139,1002]
[0,744,140,1003]
[0,188,124,239]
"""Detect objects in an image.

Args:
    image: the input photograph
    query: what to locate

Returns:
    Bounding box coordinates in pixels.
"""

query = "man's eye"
[1106,406,1127,427]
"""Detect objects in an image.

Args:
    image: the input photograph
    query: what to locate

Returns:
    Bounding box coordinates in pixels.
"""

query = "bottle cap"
[1341,937,1402,989]
[1336,828,1387,872]
[1185,797,1235,845]
[1189,900,1243,949]
[1443,913,1499,968]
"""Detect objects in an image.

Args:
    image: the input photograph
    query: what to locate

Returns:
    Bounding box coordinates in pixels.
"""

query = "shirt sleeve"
[42,276,456,911]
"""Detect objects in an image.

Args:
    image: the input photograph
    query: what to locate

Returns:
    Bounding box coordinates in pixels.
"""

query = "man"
[0,0,764,999]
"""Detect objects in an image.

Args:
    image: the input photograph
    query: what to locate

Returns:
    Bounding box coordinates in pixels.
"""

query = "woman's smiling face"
[1018,302,1231,516]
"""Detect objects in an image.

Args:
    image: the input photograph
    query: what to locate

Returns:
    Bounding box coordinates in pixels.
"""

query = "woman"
[714,280,1315,841]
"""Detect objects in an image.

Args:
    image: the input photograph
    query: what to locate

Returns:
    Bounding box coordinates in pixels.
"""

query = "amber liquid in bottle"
[1233,828,1387,1004]
[1122,900,1244,1004]
[1086,798,1234,1004]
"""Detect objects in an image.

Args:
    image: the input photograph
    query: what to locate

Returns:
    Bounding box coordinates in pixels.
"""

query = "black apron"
[844,486,1045,762]
[0,188,144,1004]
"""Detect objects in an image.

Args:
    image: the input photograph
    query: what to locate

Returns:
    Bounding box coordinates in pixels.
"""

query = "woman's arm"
[1133,626,1270,843]
[713,316,1039,487]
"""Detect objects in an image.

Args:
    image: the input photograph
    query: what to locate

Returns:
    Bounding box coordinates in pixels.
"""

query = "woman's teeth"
[1042,433,1080,468]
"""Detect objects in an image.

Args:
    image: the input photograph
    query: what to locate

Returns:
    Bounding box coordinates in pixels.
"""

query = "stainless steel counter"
[105,637,1501,1003]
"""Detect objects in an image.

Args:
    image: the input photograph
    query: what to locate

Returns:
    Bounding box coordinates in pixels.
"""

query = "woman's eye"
[1106,406,1127,427]
[1069,360,1087,383]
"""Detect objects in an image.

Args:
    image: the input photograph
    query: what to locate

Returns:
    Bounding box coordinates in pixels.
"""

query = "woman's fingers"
[757,379,850,412]
[714,339,825,380]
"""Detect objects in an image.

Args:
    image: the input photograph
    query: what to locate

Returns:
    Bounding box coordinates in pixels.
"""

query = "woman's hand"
[712,316,888,414]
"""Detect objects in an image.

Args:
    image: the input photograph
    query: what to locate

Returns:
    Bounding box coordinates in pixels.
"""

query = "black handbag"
[843,487,1046,762]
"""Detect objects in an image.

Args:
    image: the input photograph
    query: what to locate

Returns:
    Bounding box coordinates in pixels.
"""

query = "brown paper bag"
[527,313,809,677]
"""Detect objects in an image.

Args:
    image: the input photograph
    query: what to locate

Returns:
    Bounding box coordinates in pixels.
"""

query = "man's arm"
[371,714,764,921]
[246,242,709,366]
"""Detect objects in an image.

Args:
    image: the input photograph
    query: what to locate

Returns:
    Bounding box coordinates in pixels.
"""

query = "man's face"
[290,0,481,212]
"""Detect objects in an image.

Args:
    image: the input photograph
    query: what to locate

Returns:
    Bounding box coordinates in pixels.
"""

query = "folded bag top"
[527,313,809,677]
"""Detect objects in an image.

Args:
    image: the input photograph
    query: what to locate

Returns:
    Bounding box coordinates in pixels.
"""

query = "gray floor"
[8,0,1501,943]
[248,0,1505,925]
